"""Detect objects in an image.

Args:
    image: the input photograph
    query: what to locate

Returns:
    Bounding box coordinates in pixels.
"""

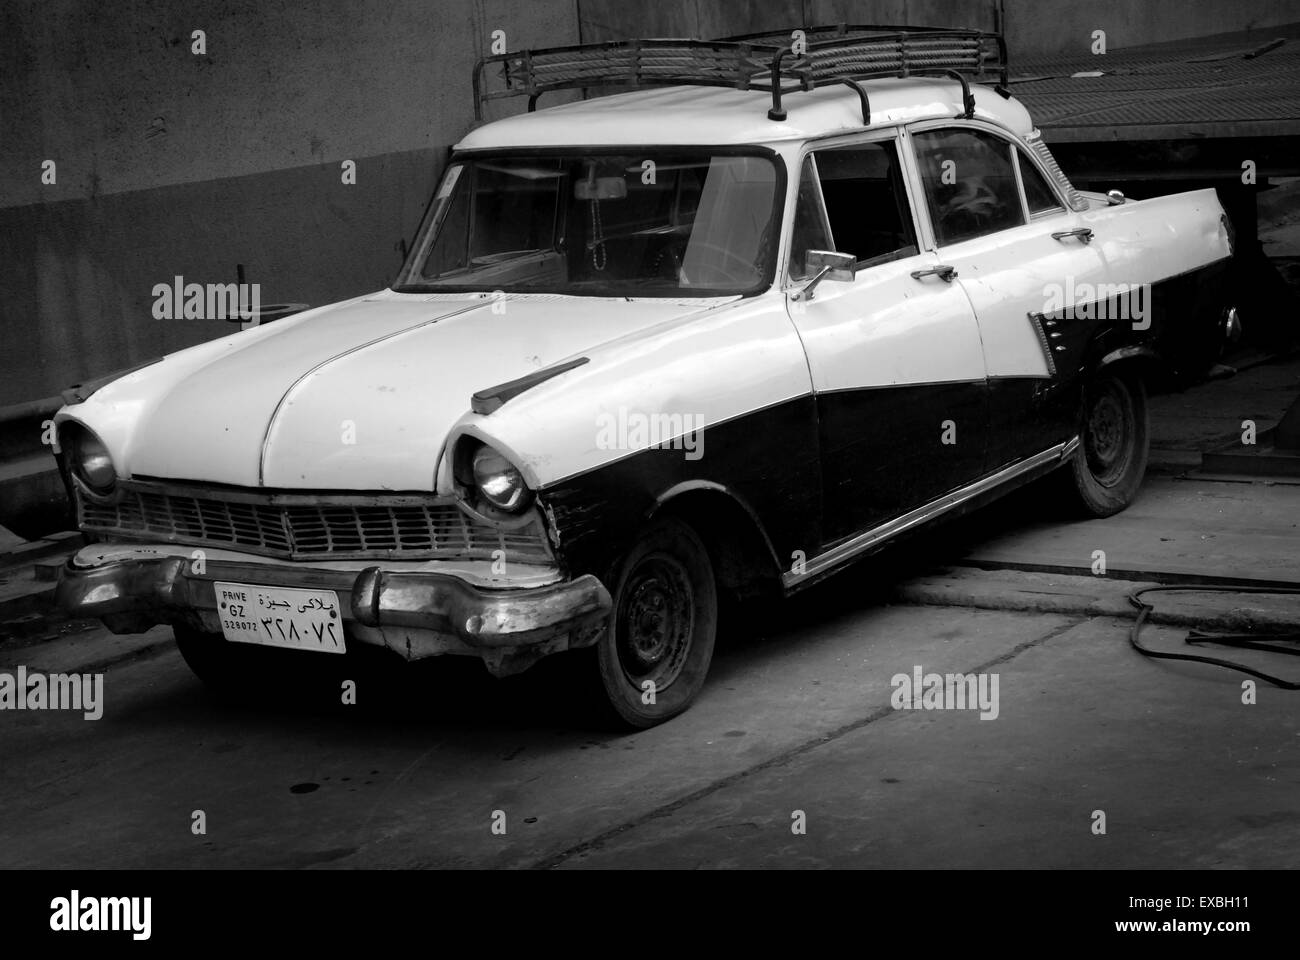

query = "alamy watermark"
[0,667,103,720]
[1042,277,1151,330]
[50,891,150,940]
[595,406,704,460]
[891,665,999,720]
[152,275,260,321]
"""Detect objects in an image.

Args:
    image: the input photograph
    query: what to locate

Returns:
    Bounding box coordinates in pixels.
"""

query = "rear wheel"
[594,517,717,728]
[1064,368,1149,517]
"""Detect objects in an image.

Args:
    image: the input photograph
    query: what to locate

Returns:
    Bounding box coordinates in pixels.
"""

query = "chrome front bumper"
[56,550,612,676]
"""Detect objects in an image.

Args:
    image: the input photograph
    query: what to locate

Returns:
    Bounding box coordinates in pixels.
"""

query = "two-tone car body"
[55,27,1236,725]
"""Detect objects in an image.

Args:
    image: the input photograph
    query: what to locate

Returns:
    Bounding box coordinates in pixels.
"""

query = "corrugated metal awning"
[1011,23,1300,142]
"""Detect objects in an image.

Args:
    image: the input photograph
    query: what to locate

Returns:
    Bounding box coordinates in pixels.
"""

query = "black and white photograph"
[1,0,1297,940]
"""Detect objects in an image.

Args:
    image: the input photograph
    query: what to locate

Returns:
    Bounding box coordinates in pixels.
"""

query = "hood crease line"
[256,298,494,486]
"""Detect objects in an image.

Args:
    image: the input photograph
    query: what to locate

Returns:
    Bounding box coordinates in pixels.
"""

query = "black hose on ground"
[1127,584,1300,690]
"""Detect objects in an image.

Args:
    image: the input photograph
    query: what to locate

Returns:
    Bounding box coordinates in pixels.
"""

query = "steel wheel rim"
[616,553,695,691]
[1084,379,1134,487]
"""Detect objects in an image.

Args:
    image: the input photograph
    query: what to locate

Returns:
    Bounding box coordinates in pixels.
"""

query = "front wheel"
[174,624,343,697]
[1064,368,1149,517]
[594,517,717,728]
[175,625,247,689]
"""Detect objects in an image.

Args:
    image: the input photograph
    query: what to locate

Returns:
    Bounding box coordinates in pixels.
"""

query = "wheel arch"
[646,482,784,600]
[1093,344,1165,389]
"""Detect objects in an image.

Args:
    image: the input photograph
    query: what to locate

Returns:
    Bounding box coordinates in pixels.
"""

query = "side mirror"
[806,250,855,280]
[792,250,855,301]
[1106,189,1126,205]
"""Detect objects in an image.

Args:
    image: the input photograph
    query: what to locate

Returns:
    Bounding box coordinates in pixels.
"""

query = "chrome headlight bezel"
[454,438,534,521]
[60,422,117,495]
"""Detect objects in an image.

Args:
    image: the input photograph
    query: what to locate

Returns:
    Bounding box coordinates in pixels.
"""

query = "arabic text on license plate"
[214,582,345,654]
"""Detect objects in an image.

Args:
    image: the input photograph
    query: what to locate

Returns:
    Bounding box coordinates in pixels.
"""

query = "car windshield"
[392,151,781,297]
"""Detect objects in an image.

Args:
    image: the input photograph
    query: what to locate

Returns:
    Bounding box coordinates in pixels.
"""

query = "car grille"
[75,480,552,562]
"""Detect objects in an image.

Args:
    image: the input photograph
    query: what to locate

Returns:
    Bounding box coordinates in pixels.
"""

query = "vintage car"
[54,26,1236,726]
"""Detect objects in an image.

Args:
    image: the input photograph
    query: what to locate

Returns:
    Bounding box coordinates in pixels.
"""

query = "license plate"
[214,582,346,654]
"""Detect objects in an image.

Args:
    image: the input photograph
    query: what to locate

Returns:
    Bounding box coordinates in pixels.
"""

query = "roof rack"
[472,24,1010,125]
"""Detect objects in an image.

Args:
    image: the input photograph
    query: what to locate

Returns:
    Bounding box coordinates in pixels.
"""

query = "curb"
[0,623,172,676]
[0,534,80,627]
[0,531,82,570]
[952,556,1300,592]
[893,567,1300,632]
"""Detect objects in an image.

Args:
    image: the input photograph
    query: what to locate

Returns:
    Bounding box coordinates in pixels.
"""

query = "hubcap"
[616,554,694,690]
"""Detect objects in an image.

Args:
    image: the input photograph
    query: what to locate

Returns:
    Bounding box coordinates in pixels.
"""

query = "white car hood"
[87,292,723,490]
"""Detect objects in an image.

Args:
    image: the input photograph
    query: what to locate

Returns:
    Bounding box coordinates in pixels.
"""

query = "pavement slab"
[0,602,1075,869]
[559,617,1300,870]
[3,599,1286,871]
[1148,355,1300,458]
[960,475,1300,587]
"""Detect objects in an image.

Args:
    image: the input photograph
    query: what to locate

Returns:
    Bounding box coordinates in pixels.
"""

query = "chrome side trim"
[783,438,1078,589]
[1027,311,1059,377]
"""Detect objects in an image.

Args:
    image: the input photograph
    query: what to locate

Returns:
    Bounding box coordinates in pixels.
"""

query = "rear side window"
[913,128,1025,245]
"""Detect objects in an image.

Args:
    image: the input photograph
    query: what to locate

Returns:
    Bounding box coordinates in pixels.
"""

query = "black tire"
[594,517,718,729]
[175,625,247,689]
[174,624,342,697]
[1064,368,1149,517]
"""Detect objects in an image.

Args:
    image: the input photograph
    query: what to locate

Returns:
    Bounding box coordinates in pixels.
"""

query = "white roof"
[457,77,1034,150]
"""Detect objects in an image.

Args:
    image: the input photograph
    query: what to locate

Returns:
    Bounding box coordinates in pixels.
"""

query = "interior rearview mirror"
[575,176,627,201]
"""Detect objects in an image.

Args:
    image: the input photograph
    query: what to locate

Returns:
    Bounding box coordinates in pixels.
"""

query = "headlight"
[62,424,117,493]
[471,444,530,512]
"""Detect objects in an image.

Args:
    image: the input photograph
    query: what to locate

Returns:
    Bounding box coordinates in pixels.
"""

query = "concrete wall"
[3,0,1294,406]
[1000,0,1298,59]
[577,0,994,44]
[577,0,1299,57]
[0,0,577,406]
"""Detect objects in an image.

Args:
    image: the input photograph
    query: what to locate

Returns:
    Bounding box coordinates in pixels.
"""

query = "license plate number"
[214,582,345,654]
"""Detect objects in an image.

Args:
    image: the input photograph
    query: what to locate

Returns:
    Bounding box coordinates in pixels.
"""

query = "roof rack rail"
[472,24,1009,124]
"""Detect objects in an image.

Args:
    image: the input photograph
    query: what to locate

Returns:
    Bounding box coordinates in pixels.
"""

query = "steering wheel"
[939,179,1001,234]
[656,240,760,287]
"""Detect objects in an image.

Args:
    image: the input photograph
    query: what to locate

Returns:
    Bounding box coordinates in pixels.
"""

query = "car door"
[908,122,1114,469]
[785,133,989,547]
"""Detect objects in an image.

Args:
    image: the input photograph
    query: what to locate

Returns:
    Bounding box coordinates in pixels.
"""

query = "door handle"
[910,264,958,282]
[1052,227,1094,243]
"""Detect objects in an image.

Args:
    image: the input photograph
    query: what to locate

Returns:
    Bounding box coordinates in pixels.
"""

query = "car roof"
[456,77,1034,150]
